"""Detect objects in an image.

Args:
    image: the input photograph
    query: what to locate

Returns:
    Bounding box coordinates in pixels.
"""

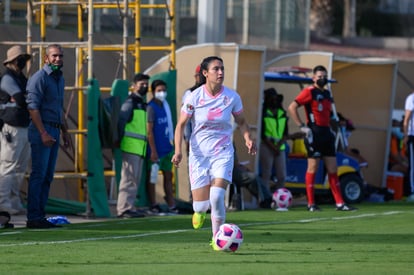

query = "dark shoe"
[0,211,14,229]
[2,222,14,229]
[307,204,321,212]
[168,206,179,214]
[0,211,11,227]
[118,210,146,218]
[259,198,272,209]
[336,204,357,211]
[149,204,163,214]
[27,219,62,229]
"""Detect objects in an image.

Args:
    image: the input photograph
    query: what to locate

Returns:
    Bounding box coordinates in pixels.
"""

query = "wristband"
[40,130,48,136]
[299,123,305,128]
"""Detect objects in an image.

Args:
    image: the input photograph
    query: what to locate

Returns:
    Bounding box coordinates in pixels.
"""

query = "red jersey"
[294,86,333,127]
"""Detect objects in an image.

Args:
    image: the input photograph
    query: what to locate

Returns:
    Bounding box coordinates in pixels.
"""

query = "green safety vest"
[120,108,147,156]
[263,108,287,150]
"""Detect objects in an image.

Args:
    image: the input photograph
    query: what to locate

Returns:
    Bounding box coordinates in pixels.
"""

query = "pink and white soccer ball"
[214,223,243,252]
[272,188,293,210]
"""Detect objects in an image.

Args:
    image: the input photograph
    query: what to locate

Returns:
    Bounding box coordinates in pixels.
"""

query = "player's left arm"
[234,112,256,155]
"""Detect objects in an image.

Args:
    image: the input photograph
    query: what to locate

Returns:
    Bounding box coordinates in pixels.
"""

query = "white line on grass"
[240,211,407,227]
[0,229,189,247]
[0,211,408,247]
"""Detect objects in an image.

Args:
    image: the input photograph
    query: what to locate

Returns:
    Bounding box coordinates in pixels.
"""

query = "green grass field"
[1,202,413,274]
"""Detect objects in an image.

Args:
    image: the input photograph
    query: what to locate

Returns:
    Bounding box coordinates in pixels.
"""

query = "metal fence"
[1,0,310,50]
[175,0,310,50]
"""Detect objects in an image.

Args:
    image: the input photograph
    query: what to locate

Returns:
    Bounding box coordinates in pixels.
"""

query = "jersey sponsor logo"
[207,107,223,120]
[186,103,194,111]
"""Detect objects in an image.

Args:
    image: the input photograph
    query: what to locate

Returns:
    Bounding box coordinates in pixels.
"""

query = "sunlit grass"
[0,202,413,274]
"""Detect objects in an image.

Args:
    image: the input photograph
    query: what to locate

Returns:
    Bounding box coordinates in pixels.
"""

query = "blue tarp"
[264,72,337,84]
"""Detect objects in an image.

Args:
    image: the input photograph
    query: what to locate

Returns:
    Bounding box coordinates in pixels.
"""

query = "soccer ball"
[272,188,293,210]
[214,223,243,252]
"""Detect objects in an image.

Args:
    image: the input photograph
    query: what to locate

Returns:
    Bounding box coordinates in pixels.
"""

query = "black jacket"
[0,68,30,127]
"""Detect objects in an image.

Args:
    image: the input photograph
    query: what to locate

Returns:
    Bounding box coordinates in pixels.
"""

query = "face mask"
[49,64,62,72]
[16,56,27,70]
[155,91,167,102]
[138,86,148,96]
[392,127,403,139]
[316,78,327,88]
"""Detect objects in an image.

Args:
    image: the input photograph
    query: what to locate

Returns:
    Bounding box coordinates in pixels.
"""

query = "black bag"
[0,211,14,229]
[98,95,120,149]
[0,74,8,131]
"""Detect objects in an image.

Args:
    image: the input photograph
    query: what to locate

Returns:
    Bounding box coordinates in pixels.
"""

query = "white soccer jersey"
[181,84,243,157]
[405,93,414,136]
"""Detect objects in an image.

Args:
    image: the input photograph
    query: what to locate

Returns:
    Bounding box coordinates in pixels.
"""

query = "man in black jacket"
[0,45,31,215]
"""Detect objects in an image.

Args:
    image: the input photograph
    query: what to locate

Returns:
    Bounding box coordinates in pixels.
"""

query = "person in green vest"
[116,73,150,218]
[259,88,302,207]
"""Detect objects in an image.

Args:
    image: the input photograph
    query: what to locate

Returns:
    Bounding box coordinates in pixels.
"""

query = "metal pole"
[274,0,281,49]
[165,0,171,38]
[170,0,176,70]
[190,0,196,17]
[197,0,226,43]
[304,0,311,49]
[51,4,58,28]
[123,0,128,79]
[38,0,47,69]
[135,0,141,73]
[4,0,11,23]
[88,0,94,79]
[242,0,249,45]
[77,3,85,202]
[40,0,46,42]
[27,0,33,74]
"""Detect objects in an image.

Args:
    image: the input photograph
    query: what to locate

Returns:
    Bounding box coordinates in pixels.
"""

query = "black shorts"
[304,125,336,158]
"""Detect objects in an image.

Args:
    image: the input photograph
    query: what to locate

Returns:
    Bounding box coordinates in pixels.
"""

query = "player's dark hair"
[198,56,224,86]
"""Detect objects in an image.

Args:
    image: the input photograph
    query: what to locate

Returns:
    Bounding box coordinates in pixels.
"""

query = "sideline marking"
[0,231,21,236]
[0,211,407,247]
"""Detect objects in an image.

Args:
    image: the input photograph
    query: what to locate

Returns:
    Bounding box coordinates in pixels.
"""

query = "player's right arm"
[171,111,190,167]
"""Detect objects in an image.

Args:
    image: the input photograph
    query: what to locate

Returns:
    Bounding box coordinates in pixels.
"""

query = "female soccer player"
[172,56,256,249]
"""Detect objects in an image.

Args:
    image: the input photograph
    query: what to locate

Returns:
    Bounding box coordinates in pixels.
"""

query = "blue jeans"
[26,124,60,221]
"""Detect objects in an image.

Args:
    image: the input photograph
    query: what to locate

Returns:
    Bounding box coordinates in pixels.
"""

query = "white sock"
[192,200,210,213]
[209,186,226,236]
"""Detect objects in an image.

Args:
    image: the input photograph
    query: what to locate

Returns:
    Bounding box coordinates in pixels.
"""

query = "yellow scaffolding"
[3,0,176,202]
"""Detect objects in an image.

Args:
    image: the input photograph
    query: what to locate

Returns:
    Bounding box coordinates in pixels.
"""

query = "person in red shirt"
[288,65,357,212]
[389,119,408,174]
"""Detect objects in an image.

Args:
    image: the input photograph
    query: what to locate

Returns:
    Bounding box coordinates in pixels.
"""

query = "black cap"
[264,87,278,97]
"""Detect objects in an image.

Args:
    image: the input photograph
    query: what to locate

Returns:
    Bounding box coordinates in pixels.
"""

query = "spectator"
[403,92,414,201]
[287,65,356,212]
[0,45,31,215]
[232,146,273,209]
[172,56,256,250]
[182,64,202,148]
[259,88,303,207]
[181,65,203,202]
[146,79,177,214]
[116,73,150,218]
[26,44,71,228]
[389,119,408,174]
[334,112,368,167]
